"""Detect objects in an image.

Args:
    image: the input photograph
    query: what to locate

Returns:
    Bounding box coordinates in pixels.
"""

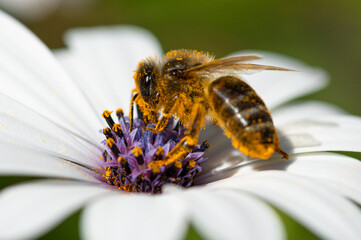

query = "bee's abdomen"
[208,76,279,159]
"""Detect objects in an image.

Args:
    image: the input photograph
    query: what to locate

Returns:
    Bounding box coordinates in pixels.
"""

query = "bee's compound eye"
[137,63,157,103]
[140,72,154,97]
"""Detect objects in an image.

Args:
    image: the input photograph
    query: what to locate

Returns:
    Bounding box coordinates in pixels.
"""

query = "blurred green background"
[0,0,360,239]
[23,0,361,116]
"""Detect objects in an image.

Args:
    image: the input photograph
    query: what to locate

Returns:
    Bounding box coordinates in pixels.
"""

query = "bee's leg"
[135,102,144,122]
[129,92,139,132]
[162,102,206,166]
[276,148,289,160]
[145,97,179,133]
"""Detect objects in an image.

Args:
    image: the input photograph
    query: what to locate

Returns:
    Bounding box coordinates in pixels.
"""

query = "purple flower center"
[97,109,208,194]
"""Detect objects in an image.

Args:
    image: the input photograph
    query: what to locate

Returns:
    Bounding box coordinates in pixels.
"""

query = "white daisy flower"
[0,10,360,240]
[0,0,95,22]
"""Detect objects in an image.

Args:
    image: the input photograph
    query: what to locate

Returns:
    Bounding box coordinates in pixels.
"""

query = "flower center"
[97,109,208,193]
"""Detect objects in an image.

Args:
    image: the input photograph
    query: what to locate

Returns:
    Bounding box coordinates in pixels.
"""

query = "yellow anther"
[116,108,124,116]
[156,146,164,157]
[188,160,196,169]
[106,138,115,148]
[132,147,143,157]
[174,160,182,169]
[112,124,121,132]
[102,110,113,118]
[118,156,127,164]
[148,161,163,169]
[103,128,111,134]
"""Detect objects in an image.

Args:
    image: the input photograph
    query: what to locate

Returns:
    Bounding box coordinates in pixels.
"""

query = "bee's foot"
[277,148,289,160]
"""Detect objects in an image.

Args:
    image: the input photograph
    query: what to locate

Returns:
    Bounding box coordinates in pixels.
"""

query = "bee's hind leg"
[149,101,206,169]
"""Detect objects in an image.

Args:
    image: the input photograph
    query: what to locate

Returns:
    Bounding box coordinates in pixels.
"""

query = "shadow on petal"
[195,125,297,185]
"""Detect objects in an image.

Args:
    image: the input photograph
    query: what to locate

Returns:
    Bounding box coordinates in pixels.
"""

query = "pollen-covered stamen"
[103,128,113,139]
[166,160,182,177]
[112,124,128,147]
[98,111,208,194]
[102,110,115,128]
[154,146,164,160]
[116,108,126,123]
[118,156,131,174]
[102,150,108,162]
[106,138,120,156]
[132,147,144,165]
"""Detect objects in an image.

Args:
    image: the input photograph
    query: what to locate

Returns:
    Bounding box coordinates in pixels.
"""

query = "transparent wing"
[185,55,296,78]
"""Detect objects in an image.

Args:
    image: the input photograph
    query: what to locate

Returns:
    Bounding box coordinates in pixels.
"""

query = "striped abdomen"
[208,76,281,159]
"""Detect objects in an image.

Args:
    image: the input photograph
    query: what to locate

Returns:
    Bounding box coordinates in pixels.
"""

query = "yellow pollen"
[105,167,111,177]
[148,161,162,169]
[151,165,161,174]
[102,110,113,118]
[103,128,111,134]
[174,160,182,169]
[156,146,164,157]
[116,108,124,116]
[106,138,115,148]
[188,160,196,168]
[118,157,127,164]
[132,147,143,157]
[112,124,121,132]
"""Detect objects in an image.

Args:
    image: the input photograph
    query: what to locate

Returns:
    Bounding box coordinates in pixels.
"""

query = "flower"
[99,111,207,193]
[0,10,361,240]
[0,0,96,22]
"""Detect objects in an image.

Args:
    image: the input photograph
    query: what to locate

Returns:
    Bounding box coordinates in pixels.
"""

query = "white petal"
[230,51,328,109]
[59,25,163,114]
[183,188,285,240]
[234,152,361,205]
[197,101,352,184]
[0,143,98,182]
[210,171,361,240]
[0,10,102,141]
[81,193,188,240]
[0,0,60,21]
[272,101,346,126]
[0,93,101,166]
[278,115,361,154]
[0,180,109,240]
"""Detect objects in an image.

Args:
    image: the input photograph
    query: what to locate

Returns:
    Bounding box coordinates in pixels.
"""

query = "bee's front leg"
[149,101,206,168]
[144,96,179,133]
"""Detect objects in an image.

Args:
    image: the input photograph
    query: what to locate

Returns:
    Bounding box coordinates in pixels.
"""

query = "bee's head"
[134,60,160,108]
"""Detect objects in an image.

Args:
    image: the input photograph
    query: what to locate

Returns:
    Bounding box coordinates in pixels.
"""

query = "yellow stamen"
[102,110,113,118]
[112,124,121,132]
[106,138,115,148]
[132,147,143,157]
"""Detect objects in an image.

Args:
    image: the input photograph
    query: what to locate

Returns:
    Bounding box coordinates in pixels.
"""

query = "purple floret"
[97,110,208,194]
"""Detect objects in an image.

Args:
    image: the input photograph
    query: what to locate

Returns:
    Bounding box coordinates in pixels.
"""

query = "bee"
[130,49,291,168]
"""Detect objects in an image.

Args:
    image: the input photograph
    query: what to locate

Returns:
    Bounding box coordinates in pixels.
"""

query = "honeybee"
[130,49,291,168]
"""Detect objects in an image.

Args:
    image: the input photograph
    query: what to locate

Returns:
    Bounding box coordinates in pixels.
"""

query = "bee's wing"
[184,55,296,78]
